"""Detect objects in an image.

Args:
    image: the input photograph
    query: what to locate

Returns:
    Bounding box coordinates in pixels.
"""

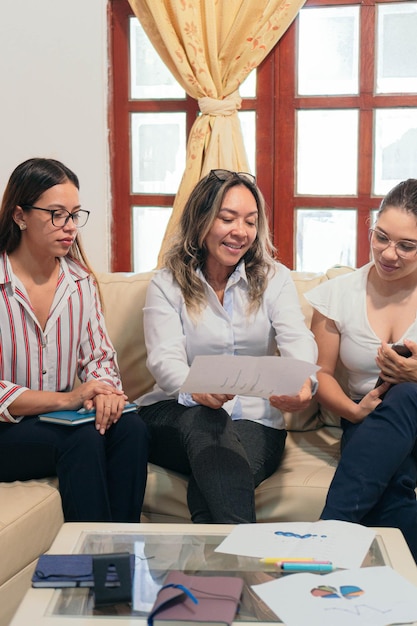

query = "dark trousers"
[0,413,149,522]
[139,400,287,524]
[321,382,417,561]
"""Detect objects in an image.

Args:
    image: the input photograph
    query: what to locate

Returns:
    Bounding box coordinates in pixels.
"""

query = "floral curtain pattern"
[127,0,306,263]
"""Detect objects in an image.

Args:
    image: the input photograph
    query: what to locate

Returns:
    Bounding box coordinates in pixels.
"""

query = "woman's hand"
[93,392,128,435]
[376,340,417,384]
[68,380,126,410]
[68,381,127,435]
[269,378,313,412]
[353,382,391,423]
[191,393,235,409]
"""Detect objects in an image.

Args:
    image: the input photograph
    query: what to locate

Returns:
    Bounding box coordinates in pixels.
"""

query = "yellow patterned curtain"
[127,0,306,264]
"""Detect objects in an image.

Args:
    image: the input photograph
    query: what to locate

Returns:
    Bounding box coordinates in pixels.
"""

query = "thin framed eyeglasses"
[209,169,256,185]
[368,228,417,259]
[22,205,90,228]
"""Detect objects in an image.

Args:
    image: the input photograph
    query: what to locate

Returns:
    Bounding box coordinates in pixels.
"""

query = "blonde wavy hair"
[164,170,276,317]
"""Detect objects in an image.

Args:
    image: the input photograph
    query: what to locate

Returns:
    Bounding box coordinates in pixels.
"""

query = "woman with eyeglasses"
[306,178,417,562]
[0,158,148,522]
[136,169,318,523]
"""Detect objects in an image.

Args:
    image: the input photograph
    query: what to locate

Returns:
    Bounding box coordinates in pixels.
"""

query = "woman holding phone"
[306,179,417,561]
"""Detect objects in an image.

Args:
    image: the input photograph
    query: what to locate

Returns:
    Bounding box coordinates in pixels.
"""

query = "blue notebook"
[39,403,138,426]
[32,553,135,588]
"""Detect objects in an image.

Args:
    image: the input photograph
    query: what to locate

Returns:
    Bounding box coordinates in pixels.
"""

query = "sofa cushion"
[0,480,63,588]
[255,427,341,521]
[98,271,155,402]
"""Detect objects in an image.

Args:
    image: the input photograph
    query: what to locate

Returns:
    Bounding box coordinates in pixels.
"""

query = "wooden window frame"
[109,0,417,272]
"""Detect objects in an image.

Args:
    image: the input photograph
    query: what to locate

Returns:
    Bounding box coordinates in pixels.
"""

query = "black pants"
[0,413,149,522]
[139,400,287,523]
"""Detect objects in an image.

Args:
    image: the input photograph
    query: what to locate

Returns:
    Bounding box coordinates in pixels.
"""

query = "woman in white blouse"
[136,169,317,523]
[306,178,417,562]
[0,158,148,522]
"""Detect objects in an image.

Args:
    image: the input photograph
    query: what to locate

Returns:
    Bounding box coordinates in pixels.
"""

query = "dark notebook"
[147,571,244,626]
[32,553,134,588]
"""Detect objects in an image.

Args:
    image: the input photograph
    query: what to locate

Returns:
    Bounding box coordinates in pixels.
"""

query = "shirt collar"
[198,259,248,287]
[0,252,89,288]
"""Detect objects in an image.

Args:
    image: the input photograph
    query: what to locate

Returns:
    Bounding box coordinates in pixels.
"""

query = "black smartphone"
[374,344,412,392]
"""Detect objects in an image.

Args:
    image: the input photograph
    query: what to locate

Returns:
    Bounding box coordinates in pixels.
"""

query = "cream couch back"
[97,266,354,427]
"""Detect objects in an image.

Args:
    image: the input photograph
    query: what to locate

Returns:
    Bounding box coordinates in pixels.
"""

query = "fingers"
[94,394,126,435]
[269,393,311,412]
[404,339,417,356]
[191,393,234,409]
[372,381,391,399]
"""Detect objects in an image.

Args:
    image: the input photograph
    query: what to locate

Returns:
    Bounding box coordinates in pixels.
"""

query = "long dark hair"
[0,158,92,272]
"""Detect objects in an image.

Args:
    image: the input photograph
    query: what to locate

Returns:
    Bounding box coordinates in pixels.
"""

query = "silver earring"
[19,223,27,231]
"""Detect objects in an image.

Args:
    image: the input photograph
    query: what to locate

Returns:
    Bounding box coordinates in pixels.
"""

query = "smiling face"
[15,181,80,259]
[203,184,258,278]
[372,206,417,284]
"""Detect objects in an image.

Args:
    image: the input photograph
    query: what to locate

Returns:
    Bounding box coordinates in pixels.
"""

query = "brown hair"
[164,170,276,316]
[378,179,417,218]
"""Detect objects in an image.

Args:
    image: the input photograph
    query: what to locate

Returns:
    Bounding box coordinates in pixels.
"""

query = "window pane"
[132,206,172,273]
[298,6,359,96]
[297,110,358,195]
[240,69,257,98]
[376,3,417,94]
[374,108,417,196]
[238,111,256,175]
[129,18,185,100]
[131,112,186,194]
[296,209,357,272]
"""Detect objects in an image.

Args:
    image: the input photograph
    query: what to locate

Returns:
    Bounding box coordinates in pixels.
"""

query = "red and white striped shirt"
[0,252,121,423]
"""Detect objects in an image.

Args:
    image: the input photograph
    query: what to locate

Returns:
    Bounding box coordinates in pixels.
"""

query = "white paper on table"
[180,355,319,398]
[215,521,376,570]
[252,566,417,626]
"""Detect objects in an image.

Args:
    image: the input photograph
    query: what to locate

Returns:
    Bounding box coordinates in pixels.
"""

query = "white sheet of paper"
[215,521,376,569]
[252,566,417,626]
[180,355,319,397]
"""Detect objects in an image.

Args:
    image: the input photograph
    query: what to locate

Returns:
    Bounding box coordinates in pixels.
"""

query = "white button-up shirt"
[136,261,317,429]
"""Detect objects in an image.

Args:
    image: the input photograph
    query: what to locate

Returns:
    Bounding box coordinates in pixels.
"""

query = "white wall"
[0,0,111,271]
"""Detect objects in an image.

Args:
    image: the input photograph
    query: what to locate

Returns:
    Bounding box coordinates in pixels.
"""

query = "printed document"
[180,355,319,397]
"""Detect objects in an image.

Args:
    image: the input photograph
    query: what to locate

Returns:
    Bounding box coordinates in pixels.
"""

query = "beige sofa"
[0,266,350,625]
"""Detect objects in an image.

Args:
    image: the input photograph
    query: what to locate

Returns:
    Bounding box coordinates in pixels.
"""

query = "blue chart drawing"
[311,585,364,600]
[274,531,328,539]
[310,585,393,617]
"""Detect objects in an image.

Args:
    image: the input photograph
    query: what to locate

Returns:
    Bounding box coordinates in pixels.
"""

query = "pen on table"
[280,562,334,573]
[259,558,330,564]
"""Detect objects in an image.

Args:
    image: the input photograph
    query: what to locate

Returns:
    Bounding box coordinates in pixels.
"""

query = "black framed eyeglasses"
[209,169,256,185]
[368,228,417,259]
[22,205,90,228]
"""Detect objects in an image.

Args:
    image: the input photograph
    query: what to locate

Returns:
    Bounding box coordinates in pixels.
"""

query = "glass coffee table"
[10,522,417,625]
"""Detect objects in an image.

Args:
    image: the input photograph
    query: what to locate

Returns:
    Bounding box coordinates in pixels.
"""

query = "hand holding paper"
[180,355,319,399]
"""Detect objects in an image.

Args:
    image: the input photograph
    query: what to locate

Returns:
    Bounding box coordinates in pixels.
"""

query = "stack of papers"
[215,522,417,626]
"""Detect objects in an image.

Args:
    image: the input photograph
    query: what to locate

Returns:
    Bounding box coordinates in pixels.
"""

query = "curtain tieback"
[198,91,242,116]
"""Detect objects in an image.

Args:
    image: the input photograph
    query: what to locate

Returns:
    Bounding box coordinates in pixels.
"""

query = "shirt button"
[42,370,47,375]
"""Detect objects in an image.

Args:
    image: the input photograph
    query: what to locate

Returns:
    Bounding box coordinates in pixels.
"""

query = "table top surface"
[10,522,417,626]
